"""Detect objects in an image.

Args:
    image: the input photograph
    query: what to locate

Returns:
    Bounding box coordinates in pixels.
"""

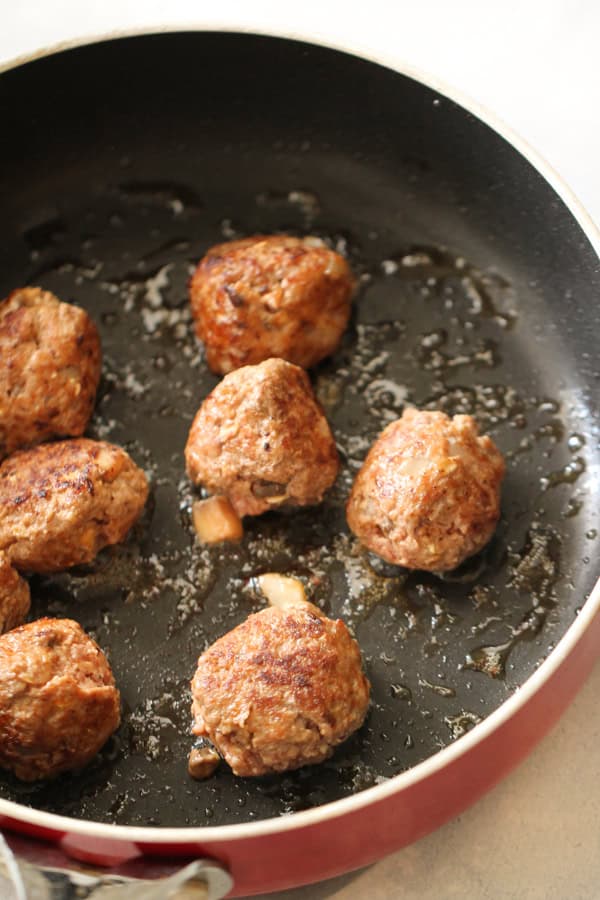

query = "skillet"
[0,30,599,897]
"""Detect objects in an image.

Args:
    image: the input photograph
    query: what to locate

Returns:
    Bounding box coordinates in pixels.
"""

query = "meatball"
[0,618,120,780]
[185,358,339,517]
[0,553,30,635]
[189,235,354,374]
[346,408,505,572]
[0,438,149,573]
[191,601,370,776]
[0,287,102,459]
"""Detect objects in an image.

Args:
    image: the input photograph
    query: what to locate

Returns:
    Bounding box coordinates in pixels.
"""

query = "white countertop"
[2,3,599,898]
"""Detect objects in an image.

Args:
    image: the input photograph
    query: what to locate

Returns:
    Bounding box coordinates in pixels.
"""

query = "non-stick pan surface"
[0,32,599,830]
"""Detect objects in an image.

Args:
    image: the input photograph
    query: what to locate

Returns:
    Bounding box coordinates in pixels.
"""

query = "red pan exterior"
[1,604,598,896]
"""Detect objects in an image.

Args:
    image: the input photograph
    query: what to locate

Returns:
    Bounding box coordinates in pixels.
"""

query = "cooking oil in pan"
[0,183,596,827]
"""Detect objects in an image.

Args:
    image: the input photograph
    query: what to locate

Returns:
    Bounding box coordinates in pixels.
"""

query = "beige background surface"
[256,654,600,899]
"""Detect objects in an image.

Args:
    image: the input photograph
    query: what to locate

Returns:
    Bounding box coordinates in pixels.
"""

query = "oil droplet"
[511,605,547,640]
[422,638,443,658]
[418,678,456,698]
[510,524,559,596]
[586,529,597,539]
[390,683,412,701]
[470,585,494,608]
[567,433,585,451]
[563,498,583,518]
[401,251,434,267]
[420,329,446,349]
[535,420,564,443]
[463,641,512,678]
[470,615,502,634]
[540,456,585,491]
[510,413,527,429]
[444,711,483,739]
[538,399,560,415]
[288,189,320,223]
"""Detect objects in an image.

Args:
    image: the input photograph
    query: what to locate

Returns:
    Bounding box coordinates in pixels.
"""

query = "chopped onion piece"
[257,573,307,608]
[192,496,243,544]
[188,746,220,780]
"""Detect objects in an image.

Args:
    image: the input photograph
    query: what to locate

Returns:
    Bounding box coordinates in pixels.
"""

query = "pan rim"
[0,24,599,843]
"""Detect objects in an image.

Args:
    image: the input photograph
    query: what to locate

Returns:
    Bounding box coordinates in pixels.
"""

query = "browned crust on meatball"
[346,408,505,572]
[0,438,149,573]
[0,287,102,459]
[189,235,354,373]
[191,602,370,776]
[185,358,339,516]
[0,617,120,781]
[0,553,30,635]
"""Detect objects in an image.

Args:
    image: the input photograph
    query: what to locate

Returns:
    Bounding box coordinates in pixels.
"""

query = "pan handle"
[0,833,233,899]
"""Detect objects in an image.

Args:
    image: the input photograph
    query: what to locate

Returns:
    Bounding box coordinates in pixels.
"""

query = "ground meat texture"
[0,553,30,635]
[191,602,370,776]
[0,287,101,459]
[189,235,354,373]
[0,438,149,573]
[346,408,505,572]
[185,358,339,517]
[0,618,120,780]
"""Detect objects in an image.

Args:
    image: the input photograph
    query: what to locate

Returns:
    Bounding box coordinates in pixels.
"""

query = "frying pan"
[0,29,599,899]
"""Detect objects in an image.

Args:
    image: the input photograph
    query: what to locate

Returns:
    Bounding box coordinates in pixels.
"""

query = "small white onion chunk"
[192,496,243,544]
[257,573,307,608]
[188,746,220,780]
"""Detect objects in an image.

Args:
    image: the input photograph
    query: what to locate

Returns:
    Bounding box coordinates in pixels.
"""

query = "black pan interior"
[0,32,599,828]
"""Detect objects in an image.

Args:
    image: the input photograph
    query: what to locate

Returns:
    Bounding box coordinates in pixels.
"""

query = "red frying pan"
[0,30,599,898]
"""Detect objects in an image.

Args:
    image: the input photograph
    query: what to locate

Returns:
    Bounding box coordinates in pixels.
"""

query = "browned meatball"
[347,408,505,572]
[0,438,149,573]
[185,358,339,517]
[189,235,354,374]
[0,553,30,635]
[191,601,370,776]
[0,618,120,780]
[0,287,102,459]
